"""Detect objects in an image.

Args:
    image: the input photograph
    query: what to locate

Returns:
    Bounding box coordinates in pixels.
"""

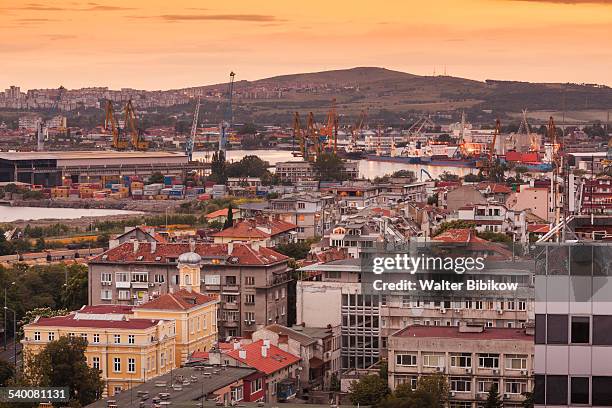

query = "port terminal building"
[0,151,205,187]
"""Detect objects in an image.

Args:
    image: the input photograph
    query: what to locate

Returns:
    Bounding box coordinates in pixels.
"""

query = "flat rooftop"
[0,151,187,161]
[392,325,533,341]
[86,365,256,408]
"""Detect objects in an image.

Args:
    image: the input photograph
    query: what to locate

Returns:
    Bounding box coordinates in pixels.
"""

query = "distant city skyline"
[1,0,611,91]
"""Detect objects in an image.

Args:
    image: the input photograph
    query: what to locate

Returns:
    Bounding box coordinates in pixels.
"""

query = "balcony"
[116,281,130,289]
[223,302,239,311]
[131,282,149,289]
[222,285,240,292]
[257,272,292,288]
[223,320,239,328]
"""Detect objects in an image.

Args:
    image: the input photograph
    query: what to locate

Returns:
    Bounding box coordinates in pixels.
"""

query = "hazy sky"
[1,0,611,90]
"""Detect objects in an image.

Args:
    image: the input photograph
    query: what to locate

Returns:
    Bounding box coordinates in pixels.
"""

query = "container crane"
[125,100,148,150]
[219,71,236,153]
[186,97,201,162]
[104,100,128,150]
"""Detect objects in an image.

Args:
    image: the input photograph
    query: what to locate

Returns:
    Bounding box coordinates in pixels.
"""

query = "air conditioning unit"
[504,393,510,399]
[439,308,446,314]
[149,283,155,287]
[493,369,500,375]
[435,366,444,373]
[451,391,456,397]
[324,351,331,360]
[497,309,503,315]
[521,370,527,375]
[465,368,471,374]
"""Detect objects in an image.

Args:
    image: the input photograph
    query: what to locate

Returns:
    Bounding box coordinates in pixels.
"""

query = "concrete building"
[446,185,488,212]
[507,186,552,222]
[453,202,527,242]
[275,161,359,184]
[581,175,612,214]
[88,242,292,339]
[388,324,534,408]
[211,218,297,248]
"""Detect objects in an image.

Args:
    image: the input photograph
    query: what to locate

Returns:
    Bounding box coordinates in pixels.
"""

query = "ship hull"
[366,154,476,168]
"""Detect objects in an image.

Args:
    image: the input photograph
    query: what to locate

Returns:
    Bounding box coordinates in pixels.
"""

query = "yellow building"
[22,305,176,397]
[22,250,219,397]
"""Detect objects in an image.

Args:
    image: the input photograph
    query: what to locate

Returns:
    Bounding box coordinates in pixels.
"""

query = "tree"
[416,373,449,408]
[439,171,459,182]
[464,173,483,182]
[427,193,439,206]
[223,204,234,229]
[0,359,15,386]
[237,123,257,135]
[313,153,346,181]
[148,171,164,184]
[484,384,503,408]
[521,390,535,408]
[436,134,454,143]
[61,264,89,310]
[35,237,46,251]
[275,241,312,260]
[18,307,70,337]
[348,374,389,406]
[434,220,476,236]
[226,155,271,179]
[210,151,227,184]
[22,336,103,406]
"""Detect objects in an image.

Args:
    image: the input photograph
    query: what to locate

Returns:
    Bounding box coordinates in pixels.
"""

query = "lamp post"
[4,282,15,351]
[4,306,16,369]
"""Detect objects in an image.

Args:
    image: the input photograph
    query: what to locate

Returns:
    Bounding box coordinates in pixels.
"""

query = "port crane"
[104,100,129,150]
[348,109,368,153]
[125,100,148,150]
[186,97,201,162]
[476,119,501,180]
[218,71,236,153]
[321,99,339,154]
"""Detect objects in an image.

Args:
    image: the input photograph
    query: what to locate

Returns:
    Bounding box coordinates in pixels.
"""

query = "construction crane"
[477,119,501,180]
[321,99,339,154]
[292,112,307,160]
[104,100,128,150]
[348,109,368,153]
[186,97,201,162]
[306,112,320,161]
[125,100,148,150]
[219,71,236,153]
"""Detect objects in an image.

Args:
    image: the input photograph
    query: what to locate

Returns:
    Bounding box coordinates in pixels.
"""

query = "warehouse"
[0,151,200,187]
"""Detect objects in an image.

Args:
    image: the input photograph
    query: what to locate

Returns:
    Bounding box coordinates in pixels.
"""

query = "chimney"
[132,240,139,253]
[233,341,241,350]
[261,346,268,357]
[250,241,260,252]
[227,242,234,255]
[239,349,247,359]
[150,241,157,253]
[189,240,196,253]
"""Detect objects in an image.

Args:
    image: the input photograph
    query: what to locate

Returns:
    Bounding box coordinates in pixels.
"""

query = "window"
[226,276,237,285]
[547,314,569,344]
[518,299,526,310]
[128,358,135,373]
[450,353,471,368]
[450,377,471,392]
[505,380,527,394]
[478,379,499,393]
[593,315,612,345]
[113,386,122,395]
[251,377,263,393]
[131,272,148,283]
[245,294,255,304]
[48,332,55,341]
[93,334,100,343]
[69,332,75,338]
[571,316,590,344]
[546,375,568,405]
[101,273,112,283]
[571,377,589,405]
[113,357,121,372]
[281,288,286,298]
[396,354,417,366]
[245,311,255,322]
[298,202,306,209]
[505,354,527,370]
[128,335,135,344]
[592,376,612,406]
[478,353,499,368]
[245,276,255,286]
[92,357,100,370]
[116,272,129,282]
[154,274,165,283]
[33,332,40,341]
[118,290,130,300]
[231,386,243,402]
[80,333,87,340]
[114,334,120,344]
[101,290,112,300]
[423,353,444,368]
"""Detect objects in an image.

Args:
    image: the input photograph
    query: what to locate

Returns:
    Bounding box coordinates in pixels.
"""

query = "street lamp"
[4,281,15,351]
[4,306,16,369]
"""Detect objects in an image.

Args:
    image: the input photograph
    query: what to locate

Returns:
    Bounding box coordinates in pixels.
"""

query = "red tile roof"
[432,228,487,243]
[136,289,218,311]
[477,182,512,194]
[78,305,134,315]
[205,208,239,219]
[528,224,550,233]
[393,325,533,341]
[91,242,288,266]
[28,314,162,330]
[371,208,392,217]
[226,340,300,375]
[211,218,296,239]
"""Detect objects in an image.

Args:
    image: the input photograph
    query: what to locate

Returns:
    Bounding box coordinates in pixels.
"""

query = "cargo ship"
[502,151,553,172]
[366,154,478,168]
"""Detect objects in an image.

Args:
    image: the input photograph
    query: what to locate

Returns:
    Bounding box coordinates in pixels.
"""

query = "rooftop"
[392,325,533,341]
[432,228,487,243]
[86,365,256,408]
[136,289,218,311]
[91,242,288,266]
[264,324,317,346]
[226,340,301,375]
[205,208,240,219]
[0,150,186,161]
[27,313,163,330]
[211,218,296,239]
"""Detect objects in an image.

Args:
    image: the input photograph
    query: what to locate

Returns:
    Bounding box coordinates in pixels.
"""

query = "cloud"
[3,2,135,11]
[11,3,64,11]
[158,14,285,22]
[44,34,78,40]
[85,3,136,11]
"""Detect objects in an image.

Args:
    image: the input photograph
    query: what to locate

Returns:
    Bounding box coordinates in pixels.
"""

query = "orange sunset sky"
[1,0,611,90]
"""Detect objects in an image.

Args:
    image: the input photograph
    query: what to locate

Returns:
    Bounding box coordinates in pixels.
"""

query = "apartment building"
[534,242,612,407]
[88,241,291,339]
[252,324,341,392]
[274,161,359,184]
[22,305,176,397]
[581,175,612,214]
[453,202,527,242]
[388,324,534,408]
[266,193,338,241]
[211,217,297,247]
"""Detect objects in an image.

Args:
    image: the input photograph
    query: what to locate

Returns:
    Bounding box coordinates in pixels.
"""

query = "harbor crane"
[476,118,501,180]
[186,97,201,162]
[104,100,129,150]
[125,100,148,150]
[292,112,307,160]
[219,71,236,153]
[348,109,368,153]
